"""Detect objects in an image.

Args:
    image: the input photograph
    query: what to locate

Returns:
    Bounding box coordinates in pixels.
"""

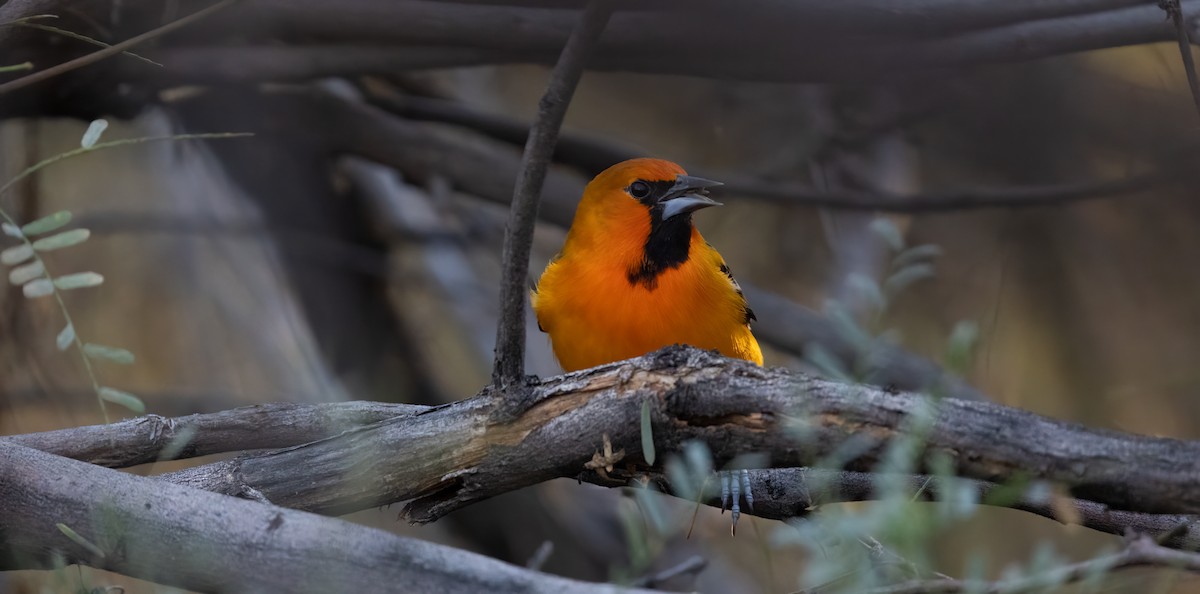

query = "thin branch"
[2,401,424,468]
[602,467,1200,551]
[0,0,237,95]
[132,45,516,84]
[0,441,654,594]
[852,536,1200,594]
[493,0,612,387]
[365,89,1183,213]
[1162,0,1200,120]
[718,169,1173,212]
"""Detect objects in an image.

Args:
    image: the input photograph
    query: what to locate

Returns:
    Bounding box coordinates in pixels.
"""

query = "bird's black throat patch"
[627,179,693,290]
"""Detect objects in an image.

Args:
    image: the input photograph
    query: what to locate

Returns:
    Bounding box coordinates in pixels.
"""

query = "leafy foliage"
[0,120,250,421]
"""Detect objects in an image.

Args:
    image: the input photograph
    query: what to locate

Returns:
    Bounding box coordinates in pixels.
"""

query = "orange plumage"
[532,158,762,372]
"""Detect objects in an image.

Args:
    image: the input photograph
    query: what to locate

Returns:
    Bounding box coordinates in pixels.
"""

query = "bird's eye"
[629,181,651,199]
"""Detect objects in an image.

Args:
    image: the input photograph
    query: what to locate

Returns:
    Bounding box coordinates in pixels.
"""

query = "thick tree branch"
[221,0,1197,82]
[10,395,1197,550]
[0,442,648,594]
[493,0,612,386]
[145,347,1200,523]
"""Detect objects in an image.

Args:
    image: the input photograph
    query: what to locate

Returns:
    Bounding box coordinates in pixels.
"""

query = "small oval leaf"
[1,244,34,265]
[20,211,72,236]
[640,398,656,465]
[2,223,22,238]
[98,387,145,414]
[53,272,104,290]
[884,263,936,297]
[8,260,44,285]
[846,273,886,313]
[869,218,905,252]
[22,278,54,298]
[892,244,943,270]
[32,229,90,251]
[56,323,75,351]
[83,343,135,365]
[81,119,108,149]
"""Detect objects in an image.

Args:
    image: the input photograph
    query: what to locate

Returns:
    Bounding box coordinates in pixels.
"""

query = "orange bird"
[532,158,762,372]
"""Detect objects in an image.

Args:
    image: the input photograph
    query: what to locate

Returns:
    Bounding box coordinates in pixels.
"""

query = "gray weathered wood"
[0,441,647,594]
[156,346,1200,521]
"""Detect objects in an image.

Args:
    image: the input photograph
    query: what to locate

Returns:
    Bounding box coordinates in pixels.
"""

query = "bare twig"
[852,535,1200,594]
[0,0,237,95]
[3,401,423,467]
[1161,0,1200,120]
[493,0,613,387]
[719,169,1173,212]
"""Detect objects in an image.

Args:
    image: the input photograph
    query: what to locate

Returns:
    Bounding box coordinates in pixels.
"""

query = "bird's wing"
[717,259,756,324]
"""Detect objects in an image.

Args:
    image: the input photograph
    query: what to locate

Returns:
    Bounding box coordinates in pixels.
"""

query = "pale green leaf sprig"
[0,120,249,421]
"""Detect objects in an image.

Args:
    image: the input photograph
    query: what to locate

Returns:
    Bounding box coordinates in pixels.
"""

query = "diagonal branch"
[1162,0,1200,120]
[493,0,613,387]
[0,0,238,95]
[0,441,652,594]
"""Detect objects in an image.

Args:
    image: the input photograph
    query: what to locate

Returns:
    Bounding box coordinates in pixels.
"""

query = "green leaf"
[945,320,980,373]
[53,272,104,290]
[56,323,75,351]
[1,243,34,265]
[8,260,44,285]
[31,228,90,251]
[56,523,105,559]
[83,343,135,365]
[883,263,935,297]
[22,278,54,298]
[846,273,886,313]
[804,342,853,382]
[825,300,871,352]
[20,211,71,236]
[0,62,33,73]
[640,398,655,465]
[2,223,22,238]
[98,387,145,414]
[869,218,905,251]
[892,244,943,270]
[157,425,198,462]
[81,119,108,149]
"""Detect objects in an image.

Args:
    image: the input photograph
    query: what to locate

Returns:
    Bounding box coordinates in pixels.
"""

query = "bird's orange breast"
[533,228,762,372]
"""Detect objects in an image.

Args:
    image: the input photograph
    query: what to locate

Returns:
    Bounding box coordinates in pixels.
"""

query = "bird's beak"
[660,175,723,220]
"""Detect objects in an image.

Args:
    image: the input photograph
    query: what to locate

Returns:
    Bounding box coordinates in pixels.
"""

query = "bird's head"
[565,158,723,282]
[580,158,723,226]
